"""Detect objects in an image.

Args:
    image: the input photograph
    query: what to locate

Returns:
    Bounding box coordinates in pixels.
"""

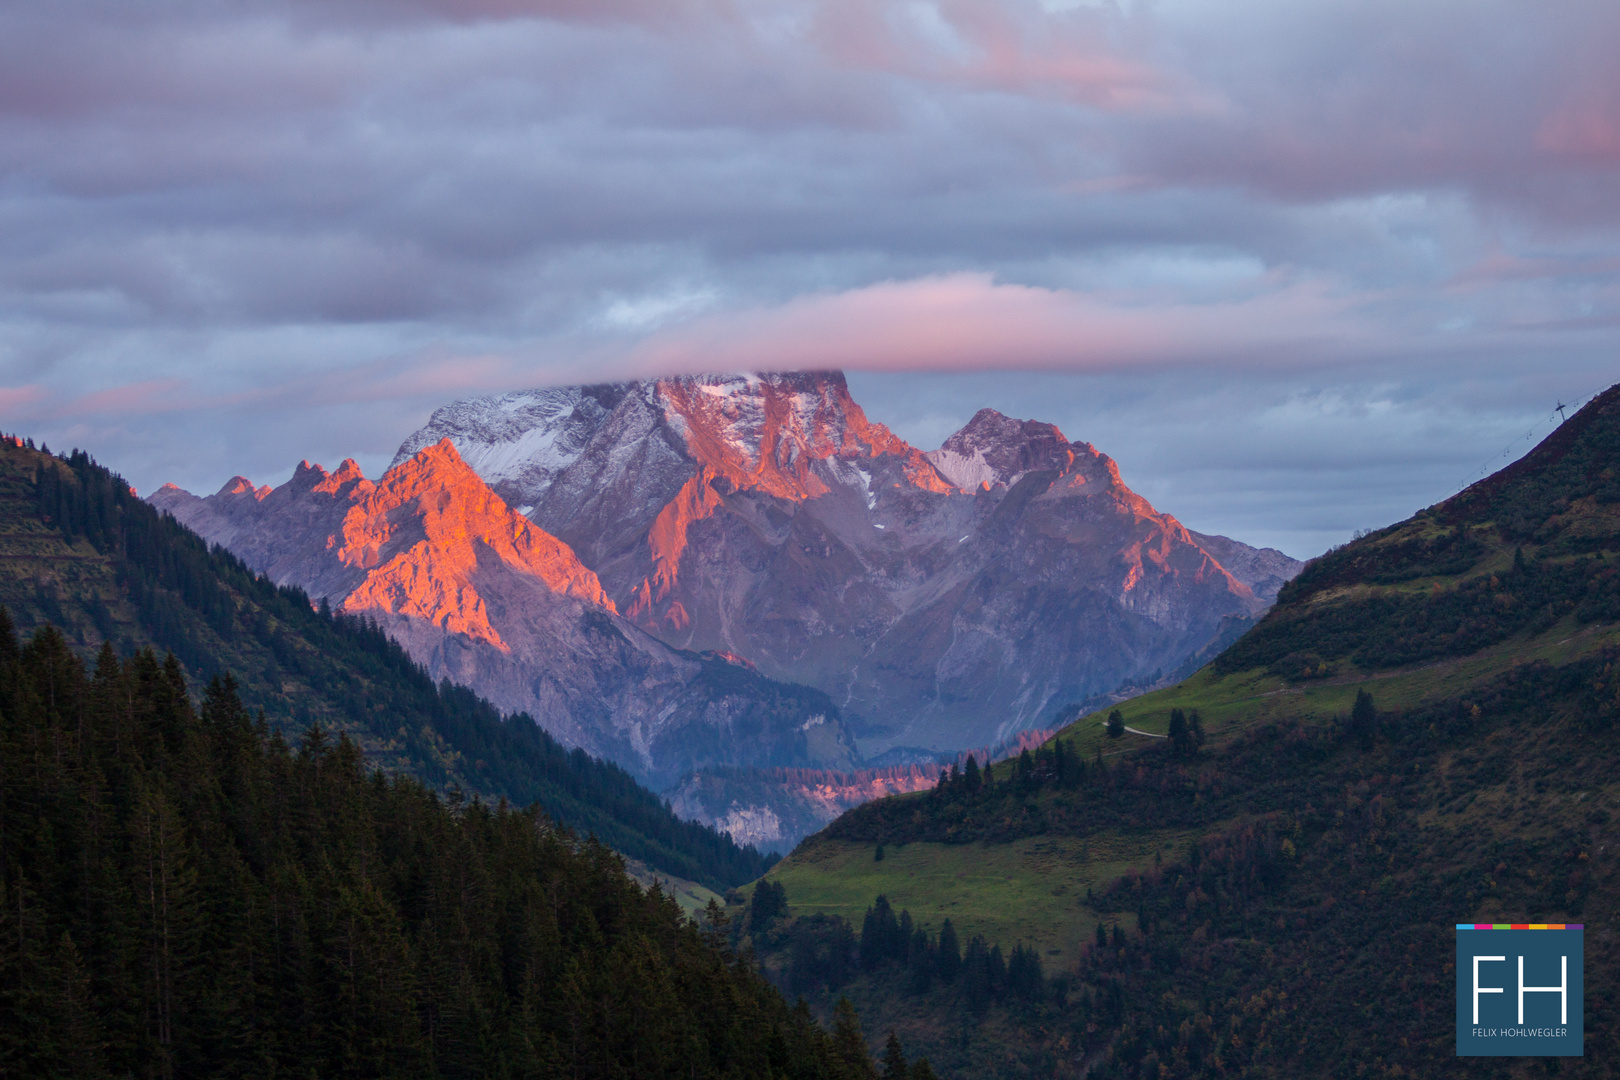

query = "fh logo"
[1456,925,1583,1056]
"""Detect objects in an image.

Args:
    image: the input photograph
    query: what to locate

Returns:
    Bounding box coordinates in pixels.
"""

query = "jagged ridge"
[396,371,1302,754]
[150,439,861,788]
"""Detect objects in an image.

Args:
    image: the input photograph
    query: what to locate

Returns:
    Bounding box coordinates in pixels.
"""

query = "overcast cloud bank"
[1,0,1616,554]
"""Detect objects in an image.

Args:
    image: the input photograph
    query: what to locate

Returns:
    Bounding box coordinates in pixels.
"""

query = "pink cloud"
[624,273,1373,375]
[804,0,1195,113]
[1448,249,1620,290]
[56,380,186,418]
[0,384,48,417]
[1538,103,1620,165]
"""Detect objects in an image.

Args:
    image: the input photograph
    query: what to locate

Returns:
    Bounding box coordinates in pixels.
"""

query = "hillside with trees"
[0,618,895,1078]
[0,436,769,891]
[727,386,1620,1078]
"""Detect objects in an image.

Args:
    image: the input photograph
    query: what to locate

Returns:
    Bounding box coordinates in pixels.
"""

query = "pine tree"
[936,919,961,983]
[963,937,992,1012]
[1106,709,1125,738]
[0,617,878,1079]
[1351,690,1377,751]
[833,998,877,1079]
[1007,942,1043,1000]
[882,1031,908,1080]
[962,755,981,794]
[749,879,787,934]
[1015,749,1035,789]
[1169,708,1191,758]
[906,927,933,995]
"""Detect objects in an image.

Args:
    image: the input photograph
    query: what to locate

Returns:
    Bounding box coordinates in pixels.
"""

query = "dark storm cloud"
[0,0,1616,554]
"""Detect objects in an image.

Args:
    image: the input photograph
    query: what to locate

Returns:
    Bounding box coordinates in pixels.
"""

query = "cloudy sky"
[2,0,1616,556]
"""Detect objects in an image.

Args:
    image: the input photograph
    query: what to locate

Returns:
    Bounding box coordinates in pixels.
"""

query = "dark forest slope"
[0,436,768,891]
[0,624,880,1079]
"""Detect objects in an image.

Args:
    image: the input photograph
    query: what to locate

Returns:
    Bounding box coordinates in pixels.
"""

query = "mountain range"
[150,370,1300,828]
[392,373,1299,752]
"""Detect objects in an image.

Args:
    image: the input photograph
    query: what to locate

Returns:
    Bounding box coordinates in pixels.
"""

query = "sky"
[2,0,1617,557]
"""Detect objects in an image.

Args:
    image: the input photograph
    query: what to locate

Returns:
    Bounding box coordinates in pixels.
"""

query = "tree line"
[749,886,1050,1013]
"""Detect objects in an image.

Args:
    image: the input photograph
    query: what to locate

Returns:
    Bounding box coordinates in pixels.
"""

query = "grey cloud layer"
[0,0,1616,555]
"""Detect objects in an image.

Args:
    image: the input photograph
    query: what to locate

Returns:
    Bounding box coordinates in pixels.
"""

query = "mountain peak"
[215,475,271,500]
[412,437,462,468]
[153,441,613,653]
[925,408,1093,492]
[653,370,947,502]
[330,441,613,648]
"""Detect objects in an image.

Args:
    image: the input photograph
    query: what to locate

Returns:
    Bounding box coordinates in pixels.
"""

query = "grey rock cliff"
[395,372,1304,754]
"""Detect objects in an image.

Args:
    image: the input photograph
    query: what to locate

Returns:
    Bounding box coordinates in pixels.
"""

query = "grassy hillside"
[763,831,1202,964]
[0,436,772,891]
[731,385,1620,1078]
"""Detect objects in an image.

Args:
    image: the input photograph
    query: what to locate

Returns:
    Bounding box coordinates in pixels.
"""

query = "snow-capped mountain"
[393,371,1303,754]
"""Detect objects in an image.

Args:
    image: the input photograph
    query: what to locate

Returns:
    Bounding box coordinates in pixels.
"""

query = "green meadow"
[759,828,1209,962]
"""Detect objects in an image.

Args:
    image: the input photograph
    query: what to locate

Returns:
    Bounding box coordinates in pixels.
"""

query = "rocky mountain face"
[396,373,1302,754]
[667,765,943,855]
[668,728,1058,853]
[150,440,859,788]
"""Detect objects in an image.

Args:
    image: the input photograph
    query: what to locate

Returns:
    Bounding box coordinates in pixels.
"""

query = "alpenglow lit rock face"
[393,372,1303,754]
[149,439,859,788]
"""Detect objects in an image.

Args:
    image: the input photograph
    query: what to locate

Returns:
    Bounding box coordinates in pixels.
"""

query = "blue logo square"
[1456,926,1583,1056]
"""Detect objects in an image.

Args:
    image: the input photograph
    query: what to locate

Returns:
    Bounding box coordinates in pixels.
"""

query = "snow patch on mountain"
[925,446,996,492]
[391,385,626,513]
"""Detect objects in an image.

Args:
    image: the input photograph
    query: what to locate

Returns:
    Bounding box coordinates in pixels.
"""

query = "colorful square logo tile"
[1455,925,1583,1056]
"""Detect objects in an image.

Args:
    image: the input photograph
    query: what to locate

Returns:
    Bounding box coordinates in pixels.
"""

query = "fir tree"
[1168,708,1189,757]
[1350,689,1377,751]
[882,1031,908,1080]
[935,919,961,983]
[833,998,877,1080]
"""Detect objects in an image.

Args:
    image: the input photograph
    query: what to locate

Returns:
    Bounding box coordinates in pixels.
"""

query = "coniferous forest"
[0,614,886,1079]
